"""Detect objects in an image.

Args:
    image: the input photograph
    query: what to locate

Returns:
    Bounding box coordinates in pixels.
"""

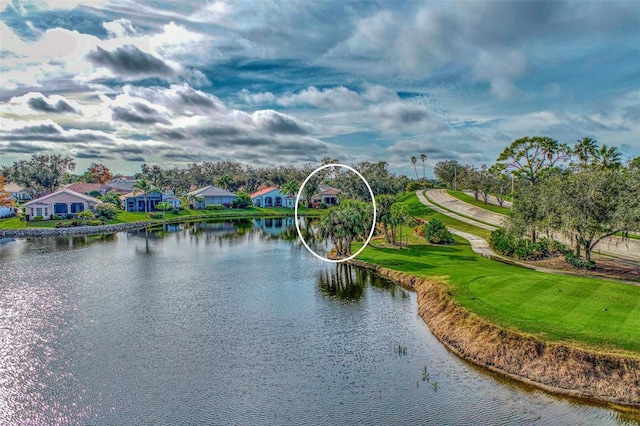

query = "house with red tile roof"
[311,185,340,206]
[64,182,108,196]
[250,186,297,208]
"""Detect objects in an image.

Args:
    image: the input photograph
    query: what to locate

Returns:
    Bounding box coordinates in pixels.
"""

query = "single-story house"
[104,177,136,195]
[187,185,237,208]
[251,186,297,208]
[120,190,181,212]
[22,189,102,221]
[311,185,340,206]
[0,206,15,218]
[64,182,108,196]
[5,182,31,201]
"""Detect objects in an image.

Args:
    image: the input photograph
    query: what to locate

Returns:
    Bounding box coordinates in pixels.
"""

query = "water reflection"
[317,264,401,302]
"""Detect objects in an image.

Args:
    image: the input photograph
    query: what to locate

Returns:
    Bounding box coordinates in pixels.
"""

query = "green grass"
[0,206,322,229]
[355,193,640,354]
[447,190,512,215]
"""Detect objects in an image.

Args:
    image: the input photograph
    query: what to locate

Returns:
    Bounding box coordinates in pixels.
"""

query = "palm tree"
[410,156,418,180]
[573,137,598,168]
[597,144,622,169]
[217,174,233,191]
[420,154,426,180]
[132,178,158,215]
[281,180,299,198]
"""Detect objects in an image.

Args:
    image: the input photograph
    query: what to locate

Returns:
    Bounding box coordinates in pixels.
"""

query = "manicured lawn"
[0,206,322,229]
[447,190,512,215]
[355,193,640,354]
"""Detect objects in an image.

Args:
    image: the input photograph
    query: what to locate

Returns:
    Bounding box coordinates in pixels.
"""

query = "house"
[187,185,237,208]
[64,182,108,196]
[311,185,340,206]
[104,177,136,195]
[250,186,297,208]
[0,206,15,218]
[22,189,102,221]
[5,182,31,202]
[120,190,181,212]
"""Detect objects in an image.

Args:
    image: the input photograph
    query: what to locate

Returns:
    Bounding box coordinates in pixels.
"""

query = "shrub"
[52,214,65,220]
[86,220,104,226]
[422,219,454,244]
[490,229,564,261]
[172,208,180,214]
[232,191,252,209]
[149,212,164,219]
[32,216,43,222]
[76,210,95,220]
[205,204,225,210]
[406,181,427,192]
[94,202,118,220]
[565,252,596,270]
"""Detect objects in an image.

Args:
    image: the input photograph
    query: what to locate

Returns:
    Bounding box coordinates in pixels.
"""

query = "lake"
[0,218,635,425]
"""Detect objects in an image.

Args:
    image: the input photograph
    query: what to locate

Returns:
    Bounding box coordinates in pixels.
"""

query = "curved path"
[425,189,640,264]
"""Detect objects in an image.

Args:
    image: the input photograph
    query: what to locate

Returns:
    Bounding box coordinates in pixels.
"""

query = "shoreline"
[347,258,640,408]
[0,211,317,238]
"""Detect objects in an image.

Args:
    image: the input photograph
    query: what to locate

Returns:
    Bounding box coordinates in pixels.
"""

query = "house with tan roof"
[22,189,102,221]
[4,182,31,202]
[311,185,340,206]
[64,182,108,196]
[187,185,237,208]
[250,186,297,208]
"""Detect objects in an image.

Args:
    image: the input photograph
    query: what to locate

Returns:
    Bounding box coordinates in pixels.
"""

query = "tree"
[629,156,640,170]
[422,219,454,244]
[573,137,598,169]
[136,164,168,190]
[217,174,233,191]
[317,200,373,257]
[544,169,637,260]
[87,163,113,184]
[232,191,252,208]
[488,168,512,207]
[100,191,122,209]
[596,144,622,170]
[0,175,15,209]
[420,154,427,180]
[433,160,464,189]
[410,156,418,180]
[496,136,570,185]
[155,201,173,217]
[132,178,158,215]
[281,180,299,199]
[375,194,396,243]
[3,154,76,197]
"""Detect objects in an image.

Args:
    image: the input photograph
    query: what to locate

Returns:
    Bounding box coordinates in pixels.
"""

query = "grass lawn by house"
[355,192,640,355]
[0,206,321,229]
[447,190,512,215]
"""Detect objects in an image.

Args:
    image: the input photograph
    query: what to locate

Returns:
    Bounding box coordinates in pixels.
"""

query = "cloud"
[252,110,310,135]
[112,102,170,125]
[26,94,79,114]
[278,86,362,109]
[369,102,446,132]
[87,44,177,79]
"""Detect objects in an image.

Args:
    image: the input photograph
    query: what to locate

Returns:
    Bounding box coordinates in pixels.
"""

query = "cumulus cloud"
[23,93,80,114]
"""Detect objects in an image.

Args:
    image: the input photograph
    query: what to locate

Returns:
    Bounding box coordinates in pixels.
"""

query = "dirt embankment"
[348,259,640,407]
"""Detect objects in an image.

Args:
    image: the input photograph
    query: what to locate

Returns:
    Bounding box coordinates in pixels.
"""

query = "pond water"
[0,219,637,425]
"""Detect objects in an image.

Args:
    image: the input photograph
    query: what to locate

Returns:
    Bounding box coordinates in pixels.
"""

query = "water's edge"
[347,259,640,409]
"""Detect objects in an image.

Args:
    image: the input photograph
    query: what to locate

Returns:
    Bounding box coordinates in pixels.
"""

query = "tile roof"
[65,182,105,194]
[23,189,102,207]
[187,185,237,197]
[250,186,278,198]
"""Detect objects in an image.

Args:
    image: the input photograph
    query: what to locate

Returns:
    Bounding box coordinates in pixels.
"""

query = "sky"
[0,0,639,178]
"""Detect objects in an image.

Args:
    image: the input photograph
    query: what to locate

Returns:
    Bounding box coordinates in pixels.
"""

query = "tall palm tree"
[281,180,299,197]
[420,154,426,179]
[217,174,233,190]
[410,156,418,180]
[597,144,622,169]
[573,137,598,168]
[132,178,158,215]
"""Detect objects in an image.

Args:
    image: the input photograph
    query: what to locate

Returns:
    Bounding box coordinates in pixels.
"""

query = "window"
[70,203,84,213]
[36,208,42,216]
[54,203,68,214]
[44,208,48,217]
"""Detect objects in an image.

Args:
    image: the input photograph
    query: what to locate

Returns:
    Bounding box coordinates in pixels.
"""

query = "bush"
[149,212,164,219]
[565,252,596,270]
[76,210,95,220]
[406,181,427,192]
[32,216,43,222]
[171,208,180,214]
[490,229,567,261]
[422,219,454,244]
[94,202,118,220]
[52,214,65,220]
[86,220,104,226]
[205,204,225,210]
[232,191,252,209]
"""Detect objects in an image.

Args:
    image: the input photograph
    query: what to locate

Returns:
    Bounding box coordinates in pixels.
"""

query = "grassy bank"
[356,193,640,355]
[0,206,321,229]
